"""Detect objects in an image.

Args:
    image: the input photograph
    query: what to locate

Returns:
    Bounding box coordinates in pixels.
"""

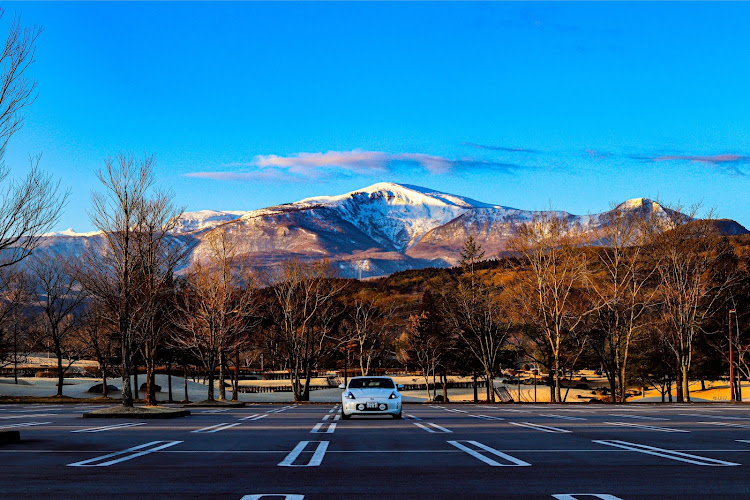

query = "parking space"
[2,403,750,498]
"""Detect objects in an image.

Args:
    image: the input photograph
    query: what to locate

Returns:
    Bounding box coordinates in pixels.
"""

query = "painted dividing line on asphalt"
[266,405,296,414]
[413,422,452,433]
[239,414,267,421]
[609,414,668,421]
[201,409,230,414]
[447,440,531,467]
[72,422,147,433]
[698,421,750,429]
[552,495,623,500]
[539,414,587,421]
[737,440,750,444]
[192,422,242,433]
[310,423,336,434]
[322,414,331,421]
[680,414,746,421]
[469,414,504,421]
[405,414,422,421]
[0,421,52,430]
[593,440,740,466]
[333,414,341,421]
[486,408,531,413]
[509,422,570,434]
[604,422,688,433]
[0,414,56,420]
[241,495,304,500]
[278,441,329,467]
[67,441,183,467]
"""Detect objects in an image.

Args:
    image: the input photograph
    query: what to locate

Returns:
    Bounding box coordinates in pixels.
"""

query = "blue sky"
[4,2,750,231]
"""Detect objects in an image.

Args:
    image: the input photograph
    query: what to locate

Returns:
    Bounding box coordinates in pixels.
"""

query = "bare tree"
[27,253,87,396]
[653,205,738,402]
[0,267,30,380]
[78,301,118,398]
[267,259,345,402]
[588,204,660,402]
[441,238,510,402]
[345,290,401,376]
[130,190,185,405]
[509,211,593,402]
[0,12,66,269]
[86,153,155,407]
[171,228,257,401]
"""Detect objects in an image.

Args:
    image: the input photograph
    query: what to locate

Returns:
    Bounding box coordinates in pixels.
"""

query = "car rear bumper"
[342,401,401,415]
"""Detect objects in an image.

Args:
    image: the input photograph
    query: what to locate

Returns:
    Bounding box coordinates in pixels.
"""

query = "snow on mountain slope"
[289,182,511,251]
[173,210,248,234]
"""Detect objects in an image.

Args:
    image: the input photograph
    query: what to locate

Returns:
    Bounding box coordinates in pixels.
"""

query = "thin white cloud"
[188,150,521,181]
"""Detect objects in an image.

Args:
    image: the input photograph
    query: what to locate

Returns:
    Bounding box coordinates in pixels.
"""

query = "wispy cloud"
[585,149,610,159]
[634,153,750,176]
[187,150,522,182]
[462,142,540,154]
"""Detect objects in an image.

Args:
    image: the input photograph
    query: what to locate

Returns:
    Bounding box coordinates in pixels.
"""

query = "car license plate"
[366,402,378,409]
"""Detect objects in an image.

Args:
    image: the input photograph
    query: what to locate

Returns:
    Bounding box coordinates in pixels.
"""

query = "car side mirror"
[397,384,404,390]
[338,384,346,389]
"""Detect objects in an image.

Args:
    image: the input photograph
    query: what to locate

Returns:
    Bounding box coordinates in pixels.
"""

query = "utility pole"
[729,309,737,402]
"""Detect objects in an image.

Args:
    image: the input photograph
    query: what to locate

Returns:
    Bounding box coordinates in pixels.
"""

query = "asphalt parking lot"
[2,403,750,499]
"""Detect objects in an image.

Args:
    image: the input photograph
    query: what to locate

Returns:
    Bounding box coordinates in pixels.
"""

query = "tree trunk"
[442,370,447,402]
[219,352,226,401]
[207,362,215,401]
[232,346,240,402]
[133,362,139,402]
[146,359,156,406]
[102,366,108,398]
[681,362,690,402]
[472,372,478,403]
[486,369,495,402]
[167,361,173,403]
[609,373,617,405]
[183,364,190,403]
[56,346,64,397]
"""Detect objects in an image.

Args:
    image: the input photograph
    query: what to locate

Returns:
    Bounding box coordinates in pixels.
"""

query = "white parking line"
[192,422,242,433]
[0,421,52,430]
[67,441,183,467]
[333,414,341,421]
[0,414,55,420]
[278,441,329,467]
[413,422,452,433]
[539,414,587,421]
[201,409,230,414]
[609,414,668,421]
[680,414,745,420]
[310,423,336,434]
[322,415,331,421]
[72,422,147,433]
[509,422,570,433]
[448,440,531,467]
[266,405,296,414]
[493,408,531,413]
[604,422,688,433]
[239,414,267,421]
[241,495,304,500]
[469,414,504,421]
[552,495,623,500]
[593,440,741,466]
[405,414,422,420]
[698,421,750,429]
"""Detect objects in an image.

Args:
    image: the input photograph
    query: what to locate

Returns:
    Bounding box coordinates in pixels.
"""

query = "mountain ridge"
[31,182,749,278]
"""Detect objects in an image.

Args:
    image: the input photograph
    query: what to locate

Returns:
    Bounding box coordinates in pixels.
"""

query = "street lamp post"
[729,309,737,402]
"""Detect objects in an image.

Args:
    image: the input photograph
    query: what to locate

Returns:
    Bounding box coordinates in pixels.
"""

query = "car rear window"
[348,378,395,389]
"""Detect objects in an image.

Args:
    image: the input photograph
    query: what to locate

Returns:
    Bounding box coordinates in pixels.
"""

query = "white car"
[339,376,403,419]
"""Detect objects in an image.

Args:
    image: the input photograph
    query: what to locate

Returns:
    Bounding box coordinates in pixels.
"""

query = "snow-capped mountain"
[28,183,748,278]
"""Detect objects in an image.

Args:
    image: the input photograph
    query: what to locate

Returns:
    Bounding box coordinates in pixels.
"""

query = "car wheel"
[342,412,352,420]
[392,412,402,419]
